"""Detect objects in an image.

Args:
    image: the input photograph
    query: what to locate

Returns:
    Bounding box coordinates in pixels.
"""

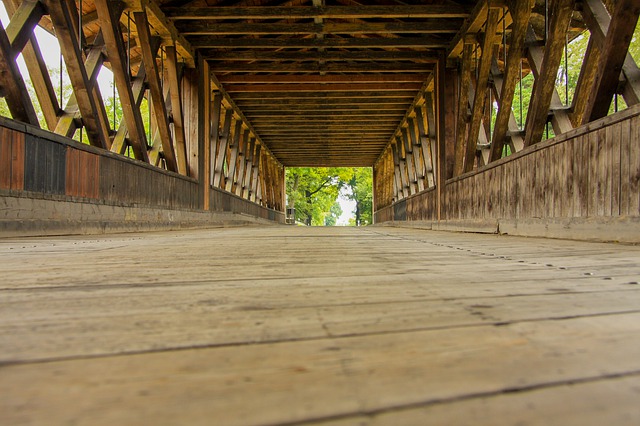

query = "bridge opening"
[285,167,372,226]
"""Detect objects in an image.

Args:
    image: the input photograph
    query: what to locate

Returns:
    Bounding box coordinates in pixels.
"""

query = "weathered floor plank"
[0,226,639,425]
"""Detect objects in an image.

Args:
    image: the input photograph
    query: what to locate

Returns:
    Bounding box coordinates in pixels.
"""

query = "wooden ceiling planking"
[161,0,474,167]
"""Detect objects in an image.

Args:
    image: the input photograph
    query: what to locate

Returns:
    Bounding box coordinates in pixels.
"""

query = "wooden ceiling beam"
[211,62,434,73]
[230,91,418,100]
[190,36,449,49]
[177,21,462,35]
[223,82,421,92]
[205,50,438,62]
[216,74,429,84]
[164,5,469,20]
[448,0,506,59]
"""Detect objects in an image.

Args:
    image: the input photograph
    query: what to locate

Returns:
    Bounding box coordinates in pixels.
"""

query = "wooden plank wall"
[374,105,640,223]
[1,118,285,223]
[211,187,285,223]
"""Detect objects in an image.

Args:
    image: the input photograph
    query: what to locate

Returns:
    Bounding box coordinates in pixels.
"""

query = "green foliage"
[345,168,373,226]
[286,167,373,226]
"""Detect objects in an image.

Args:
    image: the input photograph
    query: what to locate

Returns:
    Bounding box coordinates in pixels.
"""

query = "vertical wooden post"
[198,54,211,210]
[436,52,447,221]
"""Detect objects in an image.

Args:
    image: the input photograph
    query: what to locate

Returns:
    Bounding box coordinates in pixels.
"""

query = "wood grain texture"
[1,226,639,425]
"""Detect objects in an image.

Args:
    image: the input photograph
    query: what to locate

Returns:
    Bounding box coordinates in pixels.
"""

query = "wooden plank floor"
[1,226,640,425]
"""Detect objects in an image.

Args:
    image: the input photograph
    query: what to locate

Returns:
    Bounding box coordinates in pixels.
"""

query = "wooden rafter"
[489,0,534,162]
[134,11,178,172]
[0,18,38,125]
[582,0,640,123]
[582,0,640,107]
[166,45,188,175]
[2,0,59,130]
[523,0,575,147]
[454,40,473,176]
[464,7,500,173]
[45,0,109,148]
[94,0,149,161]
[165,5,469,20]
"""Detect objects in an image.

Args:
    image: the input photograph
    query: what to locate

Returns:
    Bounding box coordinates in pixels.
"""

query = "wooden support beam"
[407,118,425,192]
[5,0,45,55]
[390,144,403,199]
[449,0,505,59]
[177,21,462,35]
[464,8,500,173]
[217,75,429,85]
[582,0,640,123]
[45,0,108,148]
[225,120,242,193]
[489,59,525,154]
[490,0,534,162]
[0,21,38,125]
[166,46,188,175]
[233,129,249,196]
[134,11,178,172]
[231,91,417,100]
[401,127,418,194]
[568,37,601,127]
[209,92,223,187]
[454,41,473,176]
[242,137,256,199]
[190,36,449,49]
[165,5,469,20]
[223,83,422,93]
[213,107,232,189]
[436,53,447,220]
[583,0,640,107]
[250,144,262,202]
[394,137,410,198]
[415,105,435,187]
[205,51,438,63]
[95,0,149,161]
[2,0,59,130]
[525,26,573,138]
[197,54,210,209]
[523,0,575,147]
[210,62,434,73]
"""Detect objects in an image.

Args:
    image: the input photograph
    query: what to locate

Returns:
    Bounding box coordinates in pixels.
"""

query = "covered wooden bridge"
[1,0,640,424]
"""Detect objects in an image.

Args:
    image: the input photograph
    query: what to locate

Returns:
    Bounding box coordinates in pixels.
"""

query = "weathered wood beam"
[0,21,39,125]
[2,0,59,129]
[134,11,178,172]
[233,129,249,195]
[242,137,256,199]
[225,120,243,192]
[246,110,403,117]
[489,0,534,162]
[523,0,575,147]
[95,0,148,161]
[525,25,573,137]
[230,91,417,100]
[449,0,505,59]
[209,92,223,187]
[415,105,435,187]
[582,0,640,123]
[190,36,449,49]
[5,0,45,55]
[389,143,403,199]
[582,0,640,106]
[165,5,469,20]
[407,118,426,191]
[177,21,462,35]
[217,74,429,84]
[222,83,422,93]
[453,41,473,176]
[166,46,188,175]
[464,8,500,173]
[250,144,262,202]
[122,0,194,67]
[568,36,601,127]
[205,50,438,63]
[213,107,232,188]
[210,62,434,73]
[394,137,410,198]
[45,0,108,148]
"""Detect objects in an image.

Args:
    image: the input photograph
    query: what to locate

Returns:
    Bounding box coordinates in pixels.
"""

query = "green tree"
[286,167,345,226]
[345,168,373,226]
